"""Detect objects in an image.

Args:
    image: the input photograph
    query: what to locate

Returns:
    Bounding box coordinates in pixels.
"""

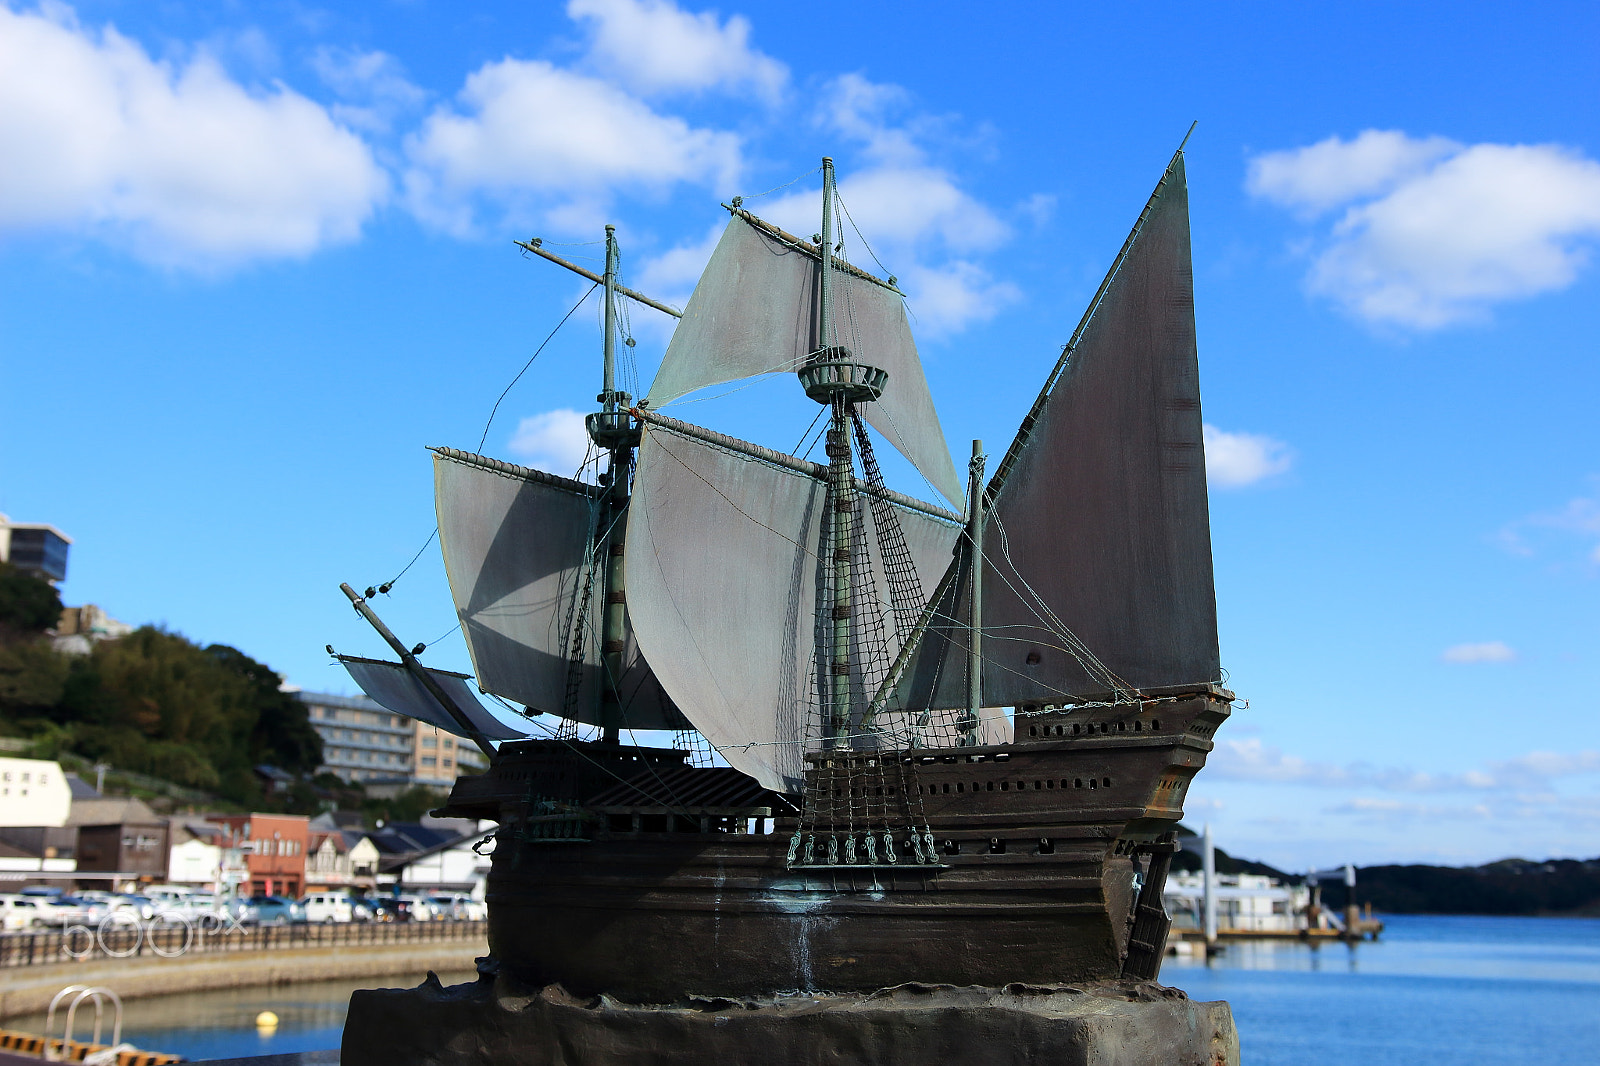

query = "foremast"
[516,225,671,745]
[585,225,642,744]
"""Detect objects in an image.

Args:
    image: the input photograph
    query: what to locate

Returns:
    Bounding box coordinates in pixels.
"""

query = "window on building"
[422,735,437,748]
[422,756,437,767]
[443,738,454,749]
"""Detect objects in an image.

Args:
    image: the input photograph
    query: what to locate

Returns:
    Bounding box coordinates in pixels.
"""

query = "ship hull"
[448,691,1229,1002]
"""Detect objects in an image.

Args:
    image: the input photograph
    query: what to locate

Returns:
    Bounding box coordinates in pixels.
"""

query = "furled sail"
[644,214,965,510]
[433,447,686,730]
[901,154,1220,710]
[337,654,528,741]
[625,423,960,792]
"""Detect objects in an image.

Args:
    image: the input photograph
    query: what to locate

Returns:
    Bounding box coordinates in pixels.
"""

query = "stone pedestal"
[342,970,1237,1066]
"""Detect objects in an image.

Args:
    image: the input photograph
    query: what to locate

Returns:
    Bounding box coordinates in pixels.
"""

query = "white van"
[299,892,354,924]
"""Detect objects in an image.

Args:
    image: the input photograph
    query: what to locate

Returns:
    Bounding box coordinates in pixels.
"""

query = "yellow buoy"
[255,1011,279,1029]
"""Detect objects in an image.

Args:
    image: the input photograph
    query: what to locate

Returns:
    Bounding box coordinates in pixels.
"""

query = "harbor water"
[7,972,476,1062]
[8,916,1596,1062]
[1163,914,1600,1064]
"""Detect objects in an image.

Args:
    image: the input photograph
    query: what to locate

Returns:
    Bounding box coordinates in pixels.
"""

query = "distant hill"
[1320,859,1600,917]
[1167,824,1600,916]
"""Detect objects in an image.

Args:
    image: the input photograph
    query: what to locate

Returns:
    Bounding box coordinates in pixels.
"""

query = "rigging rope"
[476,281,599,453]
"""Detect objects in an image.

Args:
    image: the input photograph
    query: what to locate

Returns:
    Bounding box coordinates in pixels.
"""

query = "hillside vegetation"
[0,562,321,807]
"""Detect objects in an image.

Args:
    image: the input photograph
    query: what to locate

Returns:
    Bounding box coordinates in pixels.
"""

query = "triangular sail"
[902,154,1220,710]
[433,448,686,730]
[625,423,960,792]
[645,215,965,510]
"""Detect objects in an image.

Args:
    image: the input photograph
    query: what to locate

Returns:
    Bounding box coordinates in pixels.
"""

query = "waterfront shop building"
[0,838,76,888]
[70,797,169,892]
[296,690,487,793]
[211,813,309,898]
[372,819,494,899]
[0,761,84,889]
[305,814,380,893]
[166,818,227,889]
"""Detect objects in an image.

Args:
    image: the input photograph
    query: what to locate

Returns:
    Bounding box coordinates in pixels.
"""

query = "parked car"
[0,894,48,930]
[350,899,377,923]
[36,896,107,927]
[369,898,412,923]
[299,893,354,924]
[143,885,193,907]
[110,894,157,920]
[243,896,306,926]
[426,894,486,921]
[397,894,442,922]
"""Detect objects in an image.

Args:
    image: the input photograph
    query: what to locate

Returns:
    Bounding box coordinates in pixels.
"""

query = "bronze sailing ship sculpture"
[333,141,1231,1003]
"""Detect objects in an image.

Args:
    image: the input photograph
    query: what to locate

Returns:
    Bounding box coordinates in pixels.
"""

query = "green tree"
[0,562,62,635]
[206,644,323,773]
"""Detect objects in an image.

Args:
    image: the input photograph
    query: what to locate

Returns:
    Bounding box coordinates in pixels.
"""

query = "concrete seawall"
[0,937,485,1020]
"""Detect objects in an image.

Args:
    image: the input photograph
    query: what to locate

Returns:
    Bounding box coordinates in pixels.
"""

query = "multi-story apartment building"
[412,721,487,787]
[296,690,488,792]
[299,691,414,787]
[0,513,71,584]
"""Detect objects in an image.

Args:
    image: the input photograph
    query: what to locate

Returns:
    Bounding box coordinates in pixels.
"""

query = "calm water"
[9,971,476,1062]
[1163,914,1600,1065]
[11,917,1598,1062]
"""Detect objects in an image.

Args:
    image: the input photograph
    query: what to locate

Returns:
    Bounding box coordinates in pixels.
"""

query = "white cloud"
[636,222,723,299]
[1324,797,1493,821]
[1440,641,1517,664]
[309,46,426,134]
[507,409,595,478]
[898,260,1021,334]
[1249,131,1600,329]
[403,57,742,236]
[1202,424,1293,488]
[1248,130,1458,216]
[738,74,1014,335]
[1211,738,1351,786]
[821,73,922,167]
[1497,481,1600,565]
[568,0,786,102]
[0,3,386,267]
[1210,737,1600,794]
[1488,750,1600,789]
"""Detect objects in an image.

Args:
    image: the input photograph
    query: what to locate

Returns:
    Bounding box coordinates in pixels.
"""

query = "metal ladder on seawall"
[43,984,122,1062]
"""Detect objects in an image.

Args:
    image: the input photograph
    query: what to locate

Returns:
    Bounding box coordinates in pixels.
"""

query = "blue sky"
[2,0,1597,870]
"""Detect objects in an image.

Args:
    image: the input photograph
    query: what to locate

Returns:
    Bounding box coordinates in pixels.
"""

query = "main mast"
[796,158,888,750]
